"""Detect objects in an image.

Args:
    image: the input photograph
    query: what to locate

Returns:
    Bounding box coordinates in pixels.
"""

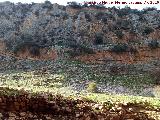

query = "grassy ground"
[0,70,159,108]
[0,67,160,119]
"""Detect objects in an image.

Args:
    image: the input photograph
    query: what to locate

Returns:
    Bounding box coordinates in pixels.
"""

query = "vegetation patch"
[95,12,106,20]
[68,44,95,57]
[67,2,82,9]
[148,40,159,49]
[84,13,92,22]
[150,69,160,85]
[94,32,104,45]
[87,82,98,93]
[142,27,154,35]
[13,41,40,56]
[110,43,128,53]
[114,30,124,39]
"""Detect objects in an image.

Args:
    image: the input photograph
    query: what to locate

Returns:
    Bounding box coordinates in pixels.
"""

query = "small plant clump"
[116,19,131,30]
[85,13,92,22]
[87,82,98,93]
[42,0,53,9]
[13,41,40,56]
[68,44,95,57]
[117,7,131,17]
[101,16,108,24]
[111,43,128,53]
[129,46,138,54]
[148,40,159,49]
[150,69,160,85]
[114,30,124,39]
[67,2,82,9]
[29,45,40,56]
[94,32,104,45]
[95,12,106,20]
[142,27,154,35]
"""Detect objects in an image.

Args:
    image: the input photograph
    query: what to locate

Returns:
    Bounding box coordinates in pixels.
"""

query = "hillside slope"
[0,1,159,66]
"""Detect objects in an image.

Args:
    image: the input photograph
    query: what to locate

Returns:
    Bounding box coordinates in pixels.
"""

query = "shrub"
[114,30,124,39]
[67,2,82,9]
[73,15,78,20]
[13,41,40,55]
[29,45,40,56]
[150,69,160,85]
[109,65,126,75]
[111,43,128,53]
[108,23,119,31]
[130,9,142,15]
[13,42,25,54]
[95,12,105,20]
[129,28,137,34]
[101,16,107,24]
[62,13,69,20]
[129,46,138,54]
[143,7,157,13]
[79,45,95,54]
[34,11,39,16]
[95,4,106,9]
[82,3,88,7]
[68,44,95,57]
[142,27,154,35]
[89,4,105,9]
[156,24,160,29]
[20,33,33,42]
[116,19,131,30]
[148,40,159,49]
[85,13,92,22]
[102,27,109,33]
[87,82,98,93]
[117,6,131,17]
[121,20,131,30]
[94,33,103,45]
[104,13,115,21]
[42,0,53,9]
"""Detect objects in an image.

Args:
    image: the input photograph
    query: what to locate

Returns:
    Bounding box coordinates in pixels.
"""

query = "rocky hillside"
[0,1,160,71]
[0,87,159,120]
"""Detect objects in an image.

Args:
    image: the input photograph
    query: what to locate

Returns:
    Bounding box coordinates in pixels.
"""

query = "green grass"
[48,60,155,92]
[83,93,160,108]
[65,60,154,90]
[0,70,159,108]
[0,71,74,95]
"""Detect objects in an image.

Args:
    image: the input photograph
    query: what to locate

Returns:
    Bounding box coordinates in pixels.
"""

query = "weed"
[87,82,98,93]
